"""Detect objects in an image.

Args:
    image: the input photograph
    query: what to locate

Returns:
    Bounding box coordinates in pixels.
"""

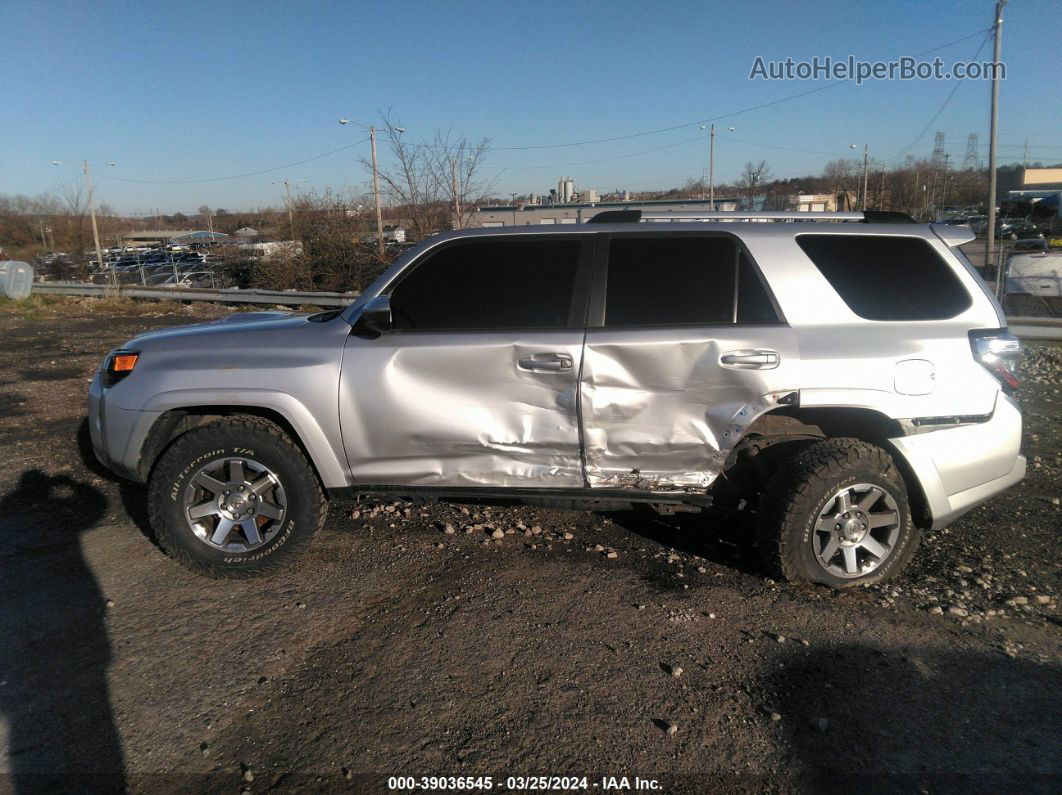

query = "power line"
[487,135,706,170]
[80,27,996,188]
[717,135,855,157]
[95,138,369,184]
[487,26,993,152]
[886,29,994,162]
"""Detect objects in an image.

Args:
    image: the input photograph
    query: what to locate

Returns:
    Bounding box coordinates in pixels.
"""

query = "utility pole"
[861,145,870,211]
[913,168,920,218]
[510,193,518,225]
[986,0,1007,272]
[83,160,110,287]
[703,124,734,209]
[284,178,295,240]
[709,125,716,208]
[940,153,951,211]
[369,126,385,259]
[450,157,461,230]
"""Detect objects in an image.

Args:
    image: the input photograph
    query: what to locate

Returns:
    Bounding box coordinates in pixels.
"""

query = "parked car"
[1010,236,1049,254]
[1003,251,1062,316]
[88,211,1024,587]
[971,217,1037,239]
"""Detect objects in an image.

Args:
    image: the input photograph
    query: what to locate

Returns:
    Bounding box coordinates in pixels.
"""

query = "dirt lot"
[1,298,1059,793]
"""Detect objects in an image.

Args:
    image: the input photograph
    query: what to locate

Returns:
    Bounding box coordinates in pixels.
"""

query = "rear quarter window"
[796,234,972,320]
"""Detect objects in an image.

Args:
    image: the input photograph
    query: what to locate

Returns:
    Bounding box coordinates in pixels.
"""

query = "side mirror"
[353,295,392,336]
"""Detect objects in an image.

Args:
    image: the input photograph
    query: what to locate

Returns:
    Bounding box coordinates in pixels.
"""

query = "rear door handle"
[720,349,780,369]
[518,353,573,372]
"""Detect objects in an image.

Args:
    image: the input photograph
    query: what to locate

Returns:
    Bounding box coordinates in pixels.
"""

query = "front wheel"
[148,416,326,578]
[756,438,920,588]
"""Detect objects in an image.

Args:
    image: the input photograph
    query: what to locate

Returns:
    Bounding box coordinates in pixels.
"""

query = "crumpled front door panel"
[340,330,585,487]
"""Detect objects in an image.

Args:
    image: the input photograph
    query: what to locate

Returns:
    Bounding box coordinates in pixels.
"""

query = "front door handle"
[720,349,780,369]
[518,353,573,372]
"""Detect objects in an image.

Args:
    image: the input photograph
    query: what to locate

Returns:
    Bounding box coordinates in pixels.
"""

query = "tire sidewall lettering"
[169,447,257,501]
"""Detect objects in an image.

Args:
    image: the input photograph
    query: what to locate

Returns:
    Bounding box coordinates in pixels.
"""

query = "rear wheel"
[756,438,920,587]
[148,416,326,578]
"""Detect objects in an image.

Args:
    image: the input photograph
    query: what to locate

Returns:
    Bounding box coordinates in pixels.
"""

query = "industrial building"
[786,192,858,212]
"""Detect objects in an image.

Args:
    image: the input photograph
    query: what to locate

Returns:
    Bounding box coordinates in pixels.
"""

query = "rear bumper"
[889,392,1025,530]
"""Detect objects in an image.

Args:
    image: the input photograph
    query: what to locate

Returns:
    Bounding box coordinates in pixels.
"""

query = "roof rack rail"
[640,210,866,222]
[587,209,918,224]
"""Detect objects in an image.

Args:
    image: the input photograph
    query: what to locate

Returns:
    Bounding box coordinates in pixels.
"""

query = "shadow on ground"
[75,418,156,547]
[610,504,766,578]
[0,470,127,793]
[759,641,1062,793]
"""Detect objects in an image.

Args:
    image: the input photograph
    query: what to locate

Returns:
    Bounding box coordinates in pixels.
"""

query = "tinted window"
[796,234,971,320]
[736,252,781,324]
[390,238,581,330]
[605,236,736,326]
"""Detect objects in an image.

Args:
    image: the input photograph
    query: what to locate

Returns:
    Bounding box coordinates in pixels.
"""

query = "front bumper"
[88,373,162,482]
[889,392,1025,530]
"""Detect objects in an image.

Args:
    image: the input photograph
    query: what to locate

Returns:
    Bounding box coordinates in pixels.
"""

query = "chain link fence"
[1001,250,1062,318]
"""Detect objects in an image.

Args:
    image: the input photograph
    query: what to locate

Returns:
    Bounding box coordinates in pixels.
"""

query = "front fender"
[139,388,350,489]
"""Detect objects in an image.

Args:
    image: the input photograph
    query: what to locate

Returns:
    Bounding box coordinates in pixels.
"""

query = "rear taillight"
[969,329,1021,392]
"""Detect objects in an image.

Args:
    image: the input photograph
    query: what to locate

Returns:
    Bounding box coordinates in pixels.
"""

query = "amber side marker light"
[107,351,140,381]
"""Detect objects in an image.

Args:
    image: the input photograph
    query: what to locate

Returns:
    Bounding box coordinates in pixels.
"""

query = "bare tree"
[369,112,493,239]
[254,189,393,293]
[427,127,494,229]
[736,160,771,210]
[58,182,91,278]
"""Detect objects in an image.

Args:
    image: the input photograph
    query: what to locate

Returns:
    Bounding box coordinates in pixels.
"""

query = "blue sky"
[3,0,1060,215]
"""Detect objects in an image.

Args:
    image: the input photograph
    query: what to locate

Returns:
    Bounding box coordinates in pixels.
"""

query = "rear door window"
[603,235,781,326]
[796,234,971,320]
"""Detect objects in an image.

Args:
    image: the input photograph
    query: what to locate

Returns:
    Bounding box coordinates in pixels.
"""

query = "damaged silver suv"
[88,210,1025,587]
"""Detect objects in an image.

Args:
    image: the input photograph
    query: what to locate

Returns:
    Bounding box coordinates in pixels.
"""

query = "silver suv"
[88,210,1025,586]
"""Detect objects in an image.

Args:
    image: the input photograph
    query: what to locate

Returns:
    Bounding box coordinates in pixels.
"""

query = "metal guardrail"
[31,281,359,308]
[1007,316,1062,341]
[25,281,1061,339]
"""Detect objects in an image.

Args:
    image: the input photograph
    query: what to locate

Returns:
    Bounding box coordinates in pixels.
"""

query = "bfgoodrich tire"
[148,416,326,578]
[756,438,921,588]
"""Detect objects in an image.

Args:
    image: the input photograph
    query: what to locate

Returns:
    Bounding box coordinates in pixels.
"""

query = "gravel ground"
[0,299,1059,793]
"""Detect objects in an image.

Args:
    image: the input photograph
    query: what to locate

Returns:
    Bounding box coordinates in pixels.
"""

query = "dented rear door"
[580,232,799,491]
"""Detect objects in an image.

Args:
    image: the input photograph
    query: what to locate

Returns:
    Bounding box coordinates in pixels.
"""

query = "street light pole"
[702,124,735,209]
[284,178,295,240]
[451,157,461,229]
[510,193,518,225]
[861,145,869,211]
[369,126,385,259]
[709,125,716,208]
[82,160,110,286]
[339,118,389,259]
[986,0,1007,274]
[940,153,951,211]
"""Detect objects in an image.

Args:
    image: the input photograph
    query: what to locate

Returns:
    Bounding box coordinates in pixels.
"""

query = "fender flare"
[140,388,350,489]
